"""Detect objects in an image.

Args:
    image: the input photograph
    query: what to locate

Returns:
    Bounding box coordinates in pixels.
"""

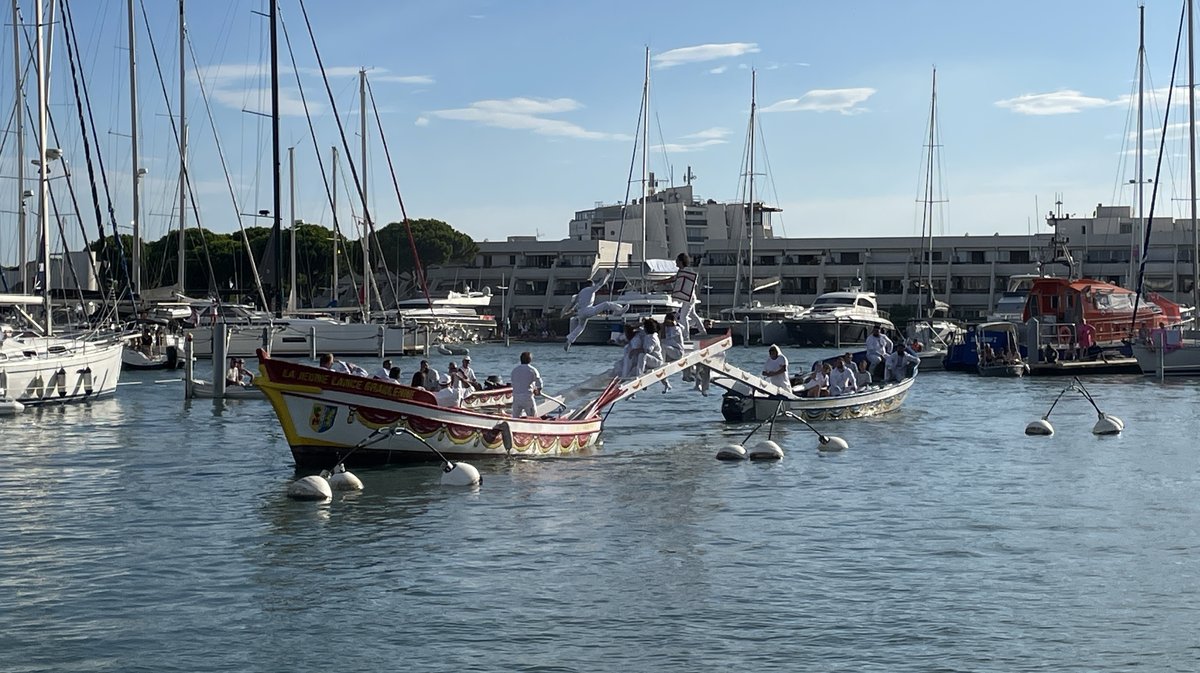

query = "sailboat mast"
[177,0,187,294]
[288,145,296,312]
[128,0,141,296]
[360,68,370,316]
[921,67,939,318]
[1189,0,1198,314]
[640,48,648,269]
[270,0,282,318]
[35,0,50,334]
[332,145,339,306]
[1135,4,1146,289]
[12,0,26,297]
[747,69,756,307]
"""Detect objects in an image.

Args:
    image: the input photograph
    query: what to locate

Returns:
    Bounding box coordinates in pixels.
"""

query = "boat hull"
[0,337,124,405]
[188,322,426,358]
[977,363,1027,377]
[720,376,915,423]
[255,356,602,468]
[778,318,888,348]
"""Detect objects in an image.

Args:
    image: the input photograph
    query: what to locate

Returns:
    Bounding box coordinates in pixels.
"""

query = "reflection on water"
[1,344,1198,671]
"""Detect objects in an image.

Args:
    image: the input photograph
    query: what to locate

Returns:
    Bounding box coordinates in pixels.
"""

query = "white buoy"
[327,463,364,491]
[1025,418,1054,436]
[747,439,784,461]
[441,461,481,486]
[817,436,849,452]
[716,443,747,461]
[287,475,332,501]
[1092,413,1124,436]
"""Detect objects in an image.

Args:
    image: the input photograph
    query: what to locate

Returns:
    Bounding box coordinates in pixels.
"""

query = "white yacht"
[774,288,895,347]
[988,274,1044,323]
[184,300,427,358]
[569,290,683,345]
[388,286,497,343]
[713,301,805,345]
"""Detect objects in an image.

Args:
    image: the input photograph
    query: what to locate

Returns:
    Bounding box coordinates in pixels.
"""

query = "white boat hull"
[1130,339,1200,376]
[720,376,915,422]
[0,337,124,405]
[187,321,427,358]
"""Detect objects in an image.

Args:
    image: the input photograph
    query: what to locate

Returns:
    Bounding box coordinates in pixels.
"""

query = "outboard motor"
[720,392,755,423]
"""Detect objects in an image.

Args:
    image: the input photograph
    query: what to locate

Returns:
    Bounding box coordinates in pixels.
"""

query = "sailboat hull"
[0,337,124,405]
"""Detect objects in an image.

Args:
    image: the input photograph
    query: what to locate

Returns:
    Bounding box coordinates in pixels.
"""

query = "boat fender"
[441,461,481,487]
[716,443,747,461]
[54,368,67,397]
[79,367,94,395]
[287,474,332,501]
[1025,419,1054,436]
[747,440,784,461]
[327,463,364,491]
[493,421,514,452]
[30,374,44,399]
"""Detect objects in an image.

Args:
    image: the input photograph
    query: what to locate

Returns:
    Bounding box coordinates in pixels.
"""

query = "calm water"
[2,343,1198,672]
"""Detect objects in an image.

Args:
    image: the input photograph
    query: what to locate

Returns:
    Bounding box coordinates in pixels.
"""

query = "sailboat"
[1130,0,1200,376]
[0,0,124,407]
[565,48,682,346]
[901,68,963,366]
[710,71,804,346]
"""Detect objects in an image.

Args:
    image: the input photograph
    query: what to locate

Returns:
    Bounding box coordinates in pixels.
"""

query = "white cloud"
[653,42,760,69]
[295,65,434,85]
[375,74,435,85]
[430,97,629,140]
[760,88,876,115]
[684,127,730,140]
[709,66,728,75]
[652,139,727,153]
[995,90,1115,115]
[415,116,430,127]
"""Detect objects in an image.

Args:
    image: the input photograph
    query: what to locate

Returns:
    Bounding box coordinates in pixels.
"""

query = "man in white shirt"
[460,357,481,390]
[865,326,893,368]
[565,275,627,350]
[883,348,920,383]
[319,352,352,374]
[664,253,704,337]
[761,345,790,389]
[509,351,544,418]
[828,357,858,395]
[372,359,394,380]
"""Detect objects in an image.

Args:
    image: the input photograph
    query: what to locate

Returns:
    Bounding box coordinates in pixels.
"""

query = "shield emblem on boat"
[309,404,338,433]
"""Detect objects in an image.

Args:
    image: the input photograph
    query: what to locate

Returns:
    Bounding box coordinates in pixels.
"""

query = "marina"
[4,0,1200,669]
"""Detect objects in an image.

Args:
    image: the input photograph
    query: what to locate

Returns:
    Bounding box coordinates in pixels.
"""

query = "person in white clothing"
[828,357,858,395]
[460,357,481,390]
[319,352,352,374]
[372,359,394,380]
[883,349,920,383]
[761,345,790,389]
[632,319,664,377]
[662,313,685,361]
[802,363,831,398]
[509,351,544,418]
[854,359,873,389]
[661,253,704,337]
[865,326,893,368]
[564,275,626,350]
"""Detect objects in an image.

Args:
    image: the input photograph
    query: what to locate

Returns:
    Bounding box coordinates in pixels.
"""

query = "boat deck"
[1027,357,1141,376]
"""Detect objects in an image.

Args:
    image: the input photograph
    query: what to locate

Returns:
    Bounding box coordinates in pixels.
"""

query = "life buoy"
[1057,325,1072,345]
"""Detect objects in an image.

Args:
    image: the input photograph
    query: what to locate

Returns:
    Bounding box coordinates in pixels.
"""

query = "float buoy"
[441,461,481,486]
[327,463,364,491]
[1025,419,1054,436]
[716,443,747,461]
[1092,413,1124,436]
[817,436,849,452]
[747,440,784,461]
[287,475,332,500]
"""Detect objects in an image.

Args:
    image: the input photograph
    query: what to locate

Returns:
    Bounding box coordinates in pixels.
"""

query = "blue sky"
[2,0,1198,267]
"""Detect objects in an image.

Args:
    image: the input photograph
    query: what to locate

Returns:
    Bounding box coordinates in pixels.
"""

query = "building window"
[839,252,860,265]
[1009,250,1030,264]
[1118,223,1132,234]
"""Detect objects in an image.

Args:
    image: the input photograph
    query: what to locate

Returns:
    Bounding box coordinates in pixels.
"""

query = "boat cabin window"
[855,298,875,309]
[1093,292,1135,312]
[813,296,855,307]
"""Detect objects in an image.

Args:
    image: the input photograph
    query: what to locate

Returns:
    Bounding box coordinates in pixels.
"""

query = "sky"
[2,0,1199,268]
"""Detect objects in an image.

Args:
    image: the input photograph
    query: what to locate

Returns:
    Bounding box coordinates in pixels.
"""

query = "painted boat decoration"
[255,333,734,468]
